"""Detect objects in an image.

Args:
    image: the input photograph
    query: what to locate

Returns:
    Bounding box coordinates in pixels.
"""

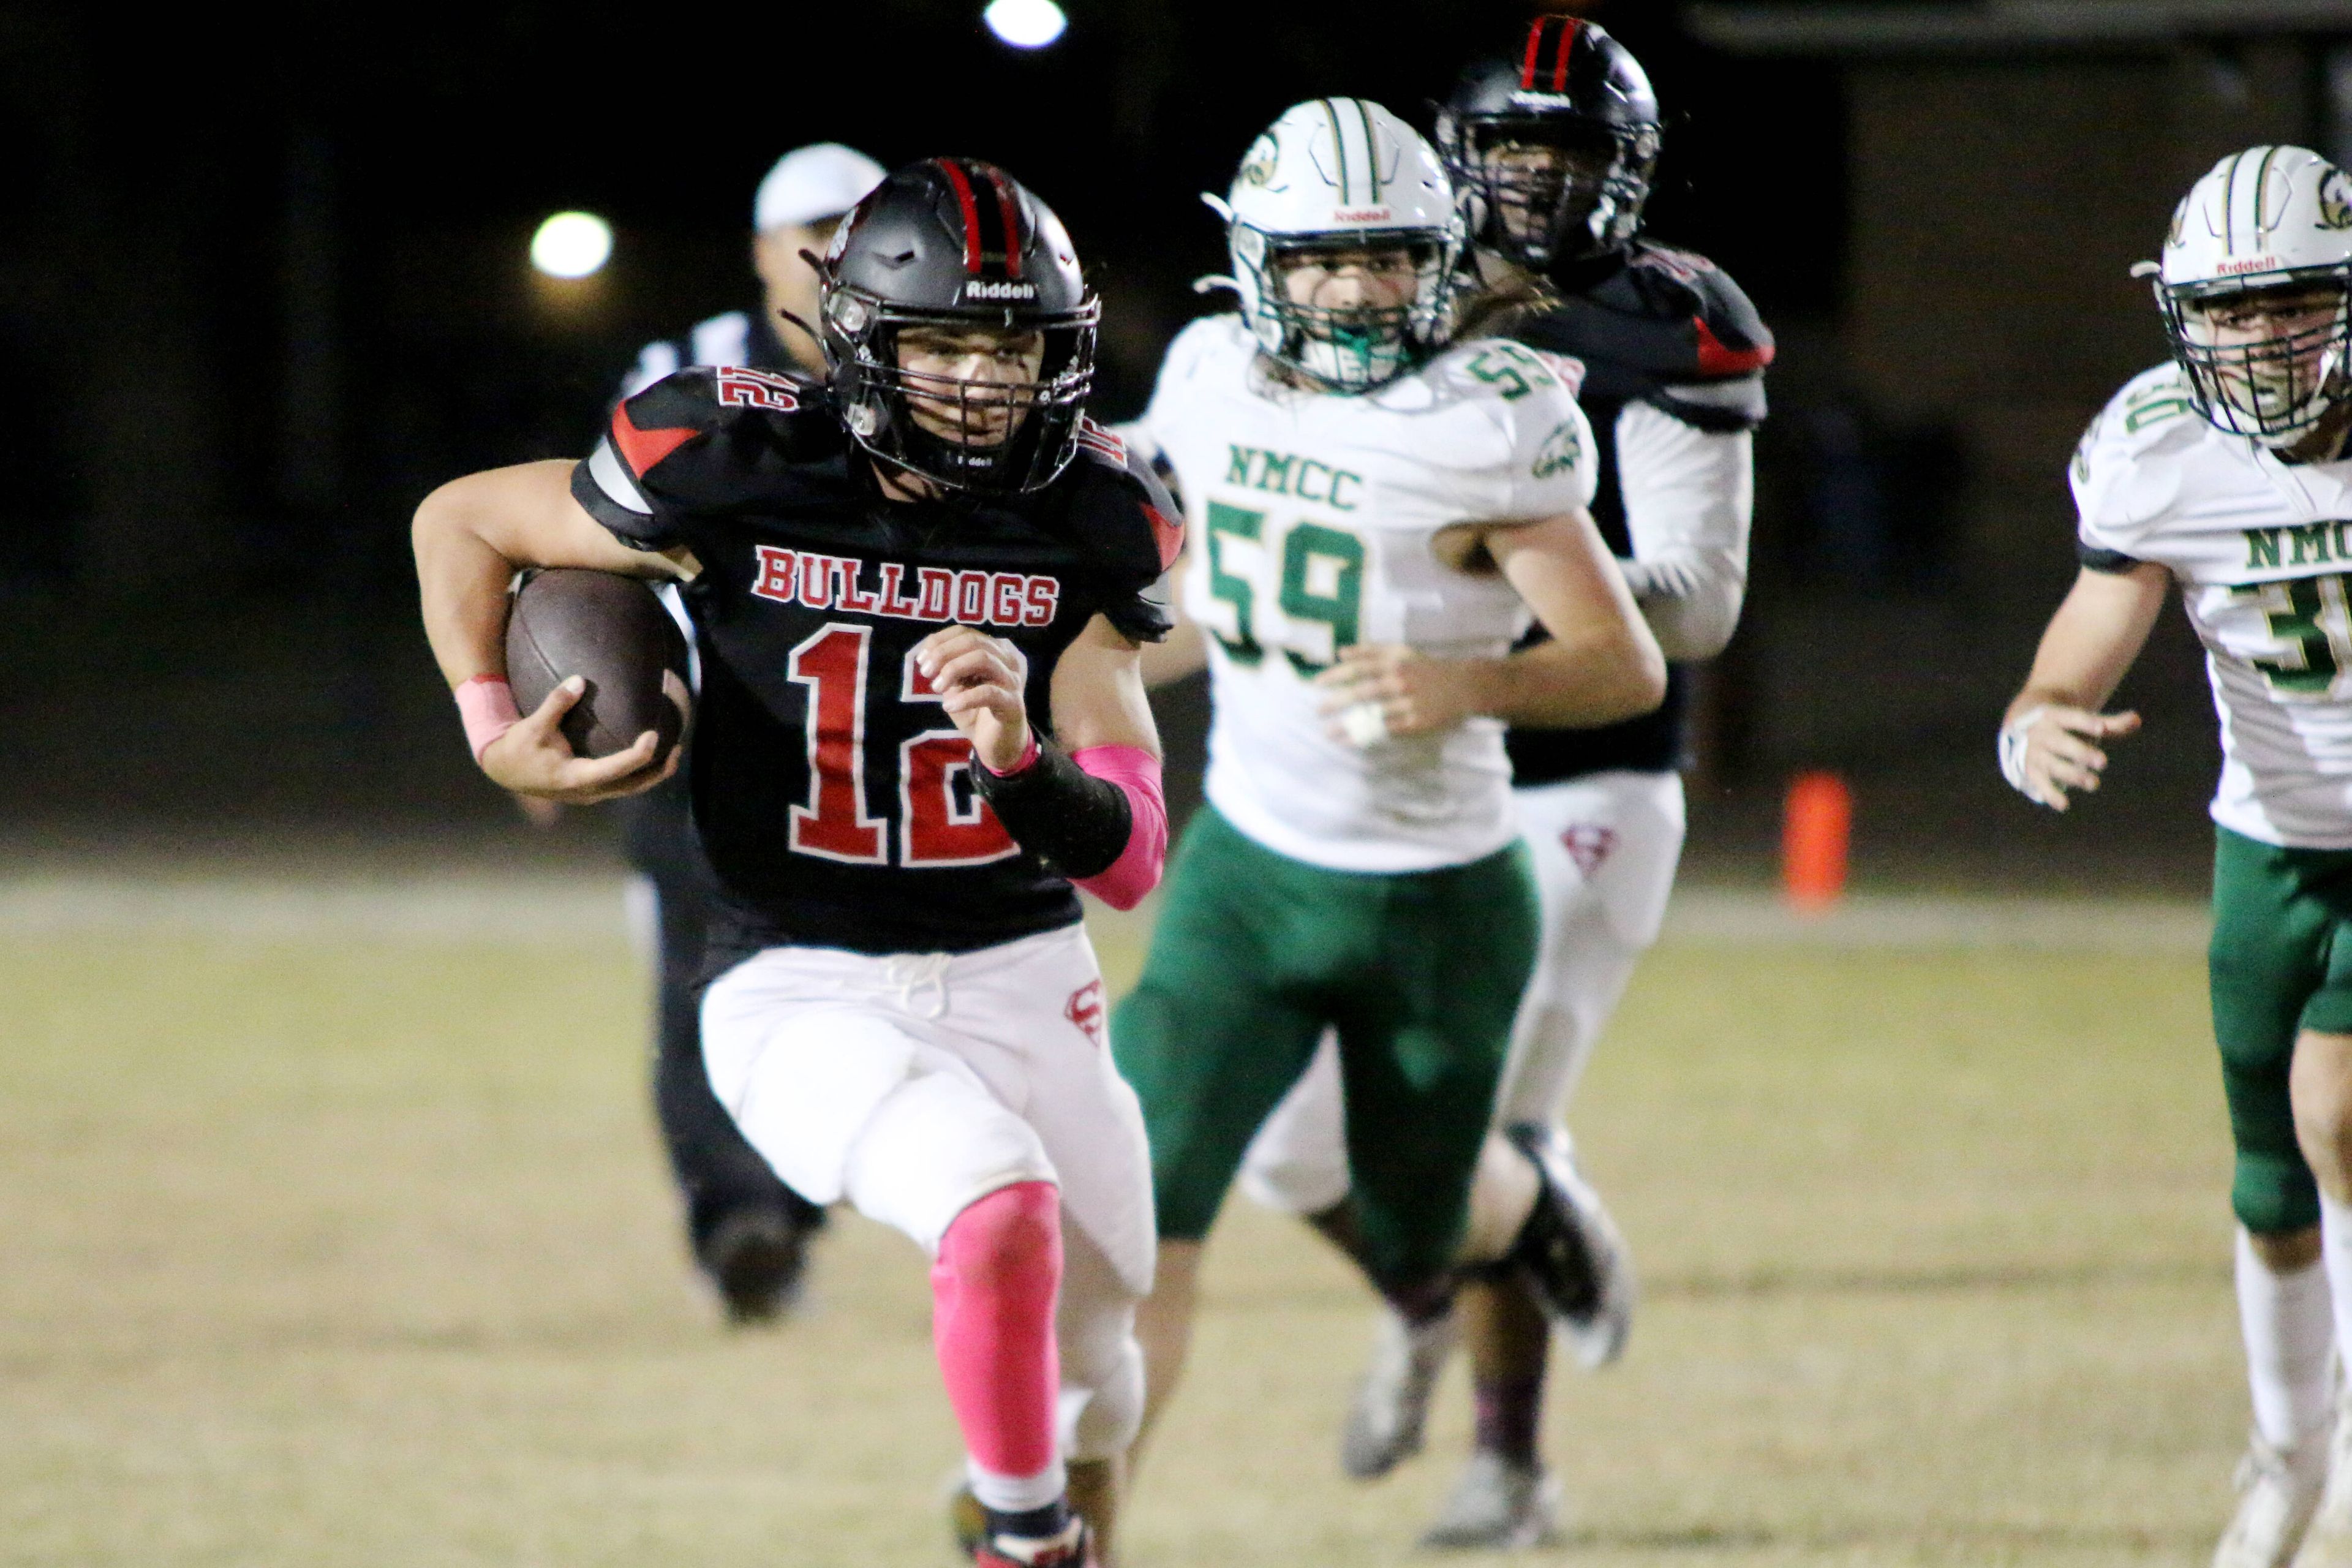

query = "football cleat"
[1419,1450,1563,1550]
[1340,1304,1458,1480]
[2288,1403,2352,1567]
[2220,1425,2326,1567]
[1504,1121,1634,1369]
[973,1517,1094,1568]
[701,1205,815,1325]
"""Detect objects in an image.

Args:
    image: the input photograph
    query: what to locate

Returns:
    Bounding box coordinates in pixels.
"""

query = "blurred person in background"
[1107,96,1665,1545]
[616,141,886,1325]
[2001,146,2352,1568]
[1229,19,1772,1547]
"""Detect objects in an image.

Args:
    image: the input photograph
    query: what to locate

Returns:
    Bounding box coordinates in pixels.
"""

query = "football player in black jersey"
[413,159,1181,1568]
[1234,18,1774,1546]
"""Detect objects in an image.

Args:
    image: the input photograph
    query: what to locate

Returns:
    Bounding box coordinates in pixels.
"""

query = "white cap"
[753,143,887,233]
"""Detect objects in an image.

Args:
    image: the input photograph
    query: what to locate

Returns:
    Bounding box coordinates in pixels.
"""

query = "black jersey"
[1499,239,1772,785]
[573,366,1179,957]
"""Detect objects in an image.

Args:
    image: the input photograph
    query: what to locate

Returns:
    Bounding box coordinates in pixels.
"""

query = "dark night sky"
[0,0,1841,583]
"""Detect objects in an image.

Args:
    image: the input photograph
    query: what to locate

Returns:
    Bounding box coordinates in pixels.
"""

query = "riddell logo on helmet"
[2217,255,2284,275]
[1332,206,1394,224]
[961,279,1038,301]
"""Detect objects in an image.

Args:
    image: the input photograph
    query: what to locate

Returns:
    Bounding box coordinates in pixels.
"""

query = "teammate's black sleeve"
[1643,255,1774,434]
[1510,244,1774,437]
[1064,425,1181,644]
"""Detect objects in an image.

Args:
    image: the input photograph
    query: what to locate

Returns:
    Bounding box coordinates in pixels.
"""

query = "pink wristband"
[456,675,522,764]
[979,733,1042,778]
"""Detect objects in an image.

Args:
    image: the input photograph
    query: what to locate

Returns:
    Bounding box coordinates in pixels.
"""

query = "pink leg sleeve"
[931,1180,1064,1478]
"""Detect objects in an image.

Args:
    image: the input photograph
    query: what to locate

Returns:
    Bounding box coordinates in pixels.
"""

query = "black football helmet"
[819,158,1099,495]
[1435,17,1662,269]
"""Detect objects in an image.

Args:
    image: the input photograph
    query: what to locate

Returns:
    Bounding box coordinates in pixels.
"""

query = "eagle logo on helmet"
[1239,135,1280,189]
[2322,170,2352,231]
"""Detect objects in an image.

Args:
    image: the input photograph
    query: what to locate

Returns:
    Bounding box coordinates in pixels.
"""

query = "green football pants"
[1112,805,1538,1292]
[2209,826,2352,1235]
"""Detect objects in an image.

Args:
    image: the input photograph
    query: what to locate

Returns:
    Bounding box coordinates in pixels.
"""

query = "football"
[503,568,690,765]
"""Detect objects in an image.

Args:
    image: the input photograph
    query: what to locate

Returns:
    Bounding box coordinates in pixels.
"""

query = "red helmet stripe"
[981,165,1025,280]
[1520,17,1550,89]
[1554,17,1582,90]
[937,159,985,275]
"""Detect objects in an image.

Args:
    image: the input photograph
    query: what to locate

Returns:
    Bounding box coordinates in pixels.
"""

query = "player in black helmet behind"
[415,159,1180,1568]
[1234,17,1774,1547]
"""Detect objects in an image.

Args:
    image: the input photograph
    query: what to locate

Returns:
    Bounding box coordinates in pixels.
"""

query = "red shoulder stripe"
[1144,503,1184,573]
[611,398,698,476]
[1692,314,1775,377]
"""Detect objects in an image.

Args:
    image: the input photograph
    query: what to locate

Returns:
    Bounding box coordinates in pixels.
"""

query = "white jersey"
[2075,362,2352,848]
[1135,313,1599,872]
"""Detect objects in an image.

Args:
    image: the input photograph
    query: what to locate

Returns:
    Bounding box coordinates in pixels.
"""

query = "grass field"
[0,879,2248,1566]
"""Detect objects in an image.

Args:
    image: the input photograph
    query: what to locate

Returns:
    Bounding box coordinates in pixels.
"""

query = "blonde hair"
[1452,271,1561,342]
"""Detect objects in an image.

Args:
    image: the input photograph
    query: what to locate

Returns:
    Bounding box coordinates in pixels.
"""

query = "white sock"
[2324,1191,2352,1387]
[968,1457,1067,1517]
[2239,1226,2334,1449]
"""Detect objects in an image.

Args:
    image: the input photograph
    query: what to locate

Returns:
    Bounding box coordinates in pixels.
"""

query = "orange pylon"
[1782,771,1851,913]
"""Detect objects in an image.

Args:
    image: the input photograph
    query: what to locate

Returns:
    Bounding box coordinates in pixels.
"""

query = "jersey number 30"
[786,623,1018,868]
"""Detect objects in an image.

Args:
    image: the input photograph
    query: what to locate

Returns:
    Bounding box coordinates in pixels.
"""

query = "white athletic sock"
[2239,1226,2334,1449]
[968,1457,1068,1517]
[1455,1133,1541,1267]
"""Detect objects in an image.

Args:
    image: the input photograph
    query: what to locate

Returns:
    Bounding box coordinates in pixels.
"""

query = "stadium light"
[530,211,613,280]
[984,0,1067,49]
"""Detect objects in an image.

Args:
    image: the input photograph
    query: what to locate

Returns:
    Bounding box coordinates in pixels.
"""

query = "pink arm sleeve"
[1068,745,1167,911]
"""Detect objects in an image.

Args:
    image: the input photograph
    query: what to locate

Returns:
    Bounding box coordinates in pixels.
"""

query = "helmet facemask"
[1238,227,1458,394]
[2156,270,2352,448]
[824,283,1098,494]
[1443,115,1658,269]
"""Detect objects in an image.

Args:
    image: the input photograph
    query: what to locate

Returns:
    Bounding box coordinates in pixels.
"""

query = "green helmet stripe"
[1355,99,1382,200]
[1319,99,1351,205]
[2222,149,2244,253]
[2255,144,2282,237]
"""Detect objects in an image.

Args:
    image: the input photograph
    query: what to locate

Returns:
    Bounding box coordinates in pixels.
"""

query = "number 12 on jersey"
[786,623,1019,868]
[1201,499,1365,675]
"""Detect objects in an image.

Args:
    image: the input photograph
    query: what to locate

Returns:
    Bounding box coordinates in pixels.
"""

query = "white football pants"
[1239,770,1687,1216]
[701,922,1155,1460]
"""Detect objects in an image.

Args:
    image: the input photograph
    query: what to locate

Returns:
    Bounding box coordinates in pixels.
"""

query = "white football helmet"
[2139,145,2352,447]
[1207,98,1463,393]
